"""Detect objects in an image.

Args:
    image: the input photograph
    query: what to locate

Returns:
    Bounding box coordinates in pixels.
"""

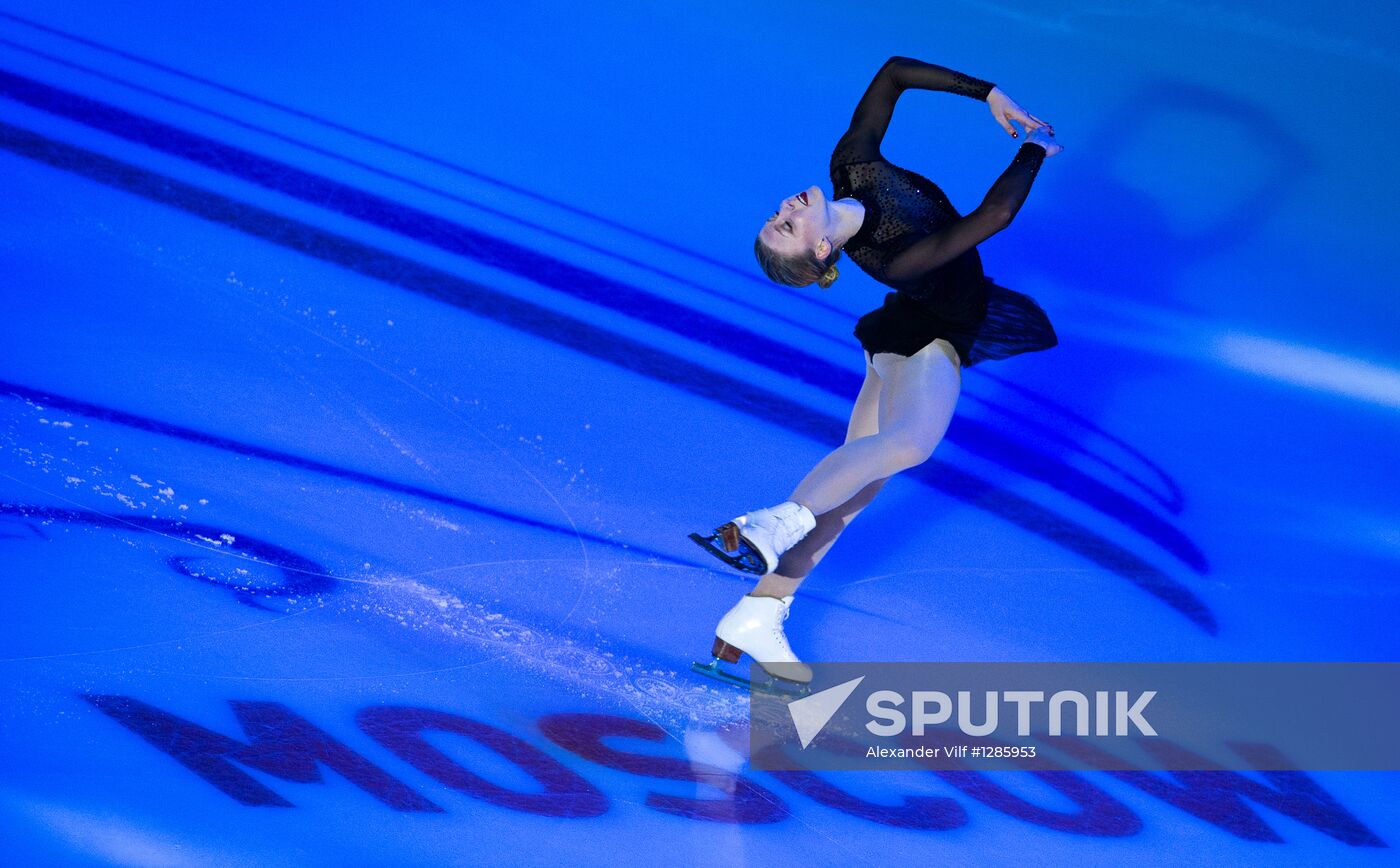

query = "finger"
[997,112,1016,138]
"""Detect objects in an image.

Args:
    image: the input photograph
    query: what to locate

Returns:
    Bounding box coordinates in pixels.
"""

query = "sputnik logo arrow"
[787,676,865,749]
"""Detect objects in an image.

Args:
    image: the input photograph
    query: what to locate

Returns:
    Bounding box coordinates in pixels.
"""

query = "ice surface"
[2,1,1397,864]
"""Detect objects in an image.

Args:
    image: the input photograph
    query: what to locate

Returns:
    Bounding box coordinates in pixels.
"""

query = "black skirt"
[853,276,1057,367]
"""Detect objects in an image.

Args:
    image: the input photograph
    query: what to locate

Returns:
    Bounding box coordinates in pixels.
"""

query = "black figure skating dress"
[829,58,1058,366]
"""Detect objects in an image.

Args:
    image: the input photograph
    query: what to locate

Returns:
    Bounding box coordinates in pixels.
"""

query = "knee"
[883,431,938,469]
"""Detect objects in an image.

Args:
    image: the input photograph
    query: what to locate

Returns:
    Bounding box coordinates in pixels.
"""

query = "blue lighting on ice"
[2,1,1397,864]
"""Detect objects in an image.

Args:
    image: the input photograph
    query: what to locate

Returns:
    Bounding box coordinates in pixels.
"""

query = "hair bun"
[816,264,839,289]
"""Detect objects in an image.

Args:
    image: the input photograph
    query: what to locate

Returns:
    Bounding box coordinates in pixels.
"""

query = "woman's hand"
[986,86,1052,139]
[1024,125,1063,156]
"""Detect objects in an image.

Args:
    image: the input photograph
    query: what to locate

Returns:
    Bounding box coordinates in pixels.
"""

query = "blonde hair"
[753,236,842,290]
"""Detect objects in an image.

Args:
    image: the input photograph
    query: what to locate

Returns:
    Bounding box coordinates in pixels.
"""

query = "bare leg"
[753,355,887,599]
[787,339,962,515]
[753,477,890,598]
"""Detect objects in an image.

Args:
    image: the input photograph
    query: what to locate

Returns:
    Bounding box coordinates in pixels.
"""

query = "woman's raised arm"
[881,134,1054,283]
[836,57,997,161]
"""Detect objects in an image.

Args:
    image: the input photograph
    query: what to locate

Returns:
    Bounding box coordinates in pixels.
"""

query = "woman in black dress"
[691,56,1061,689]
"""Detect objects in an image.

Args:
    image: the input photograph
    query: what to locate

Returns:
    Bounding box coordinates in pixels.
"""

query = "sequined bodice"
[831,155,991,325]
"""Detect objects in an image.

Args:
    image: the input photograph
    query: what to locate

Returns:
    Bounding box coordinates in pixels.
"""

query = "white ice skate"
[691,593,813,692]
[688,501,817,576]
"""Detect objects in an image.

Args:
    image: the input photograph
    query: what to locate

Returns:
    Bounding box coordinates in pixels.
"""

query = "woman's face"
[758,184,831,259]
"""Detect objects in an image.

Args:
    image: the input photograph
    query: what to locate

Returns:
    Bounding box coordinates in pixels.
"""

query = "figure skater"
[690,56,1062,689]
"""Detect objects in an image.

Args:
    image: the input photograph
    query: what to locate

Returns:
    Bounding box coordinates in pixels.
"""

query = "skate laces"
[775,518,803,551]
[768,503,812,552]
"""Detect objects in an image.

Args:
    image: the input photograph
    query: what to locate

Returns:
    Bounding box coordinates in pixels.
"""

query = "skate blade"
[687,530,767,575]
[690,659,811,697]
